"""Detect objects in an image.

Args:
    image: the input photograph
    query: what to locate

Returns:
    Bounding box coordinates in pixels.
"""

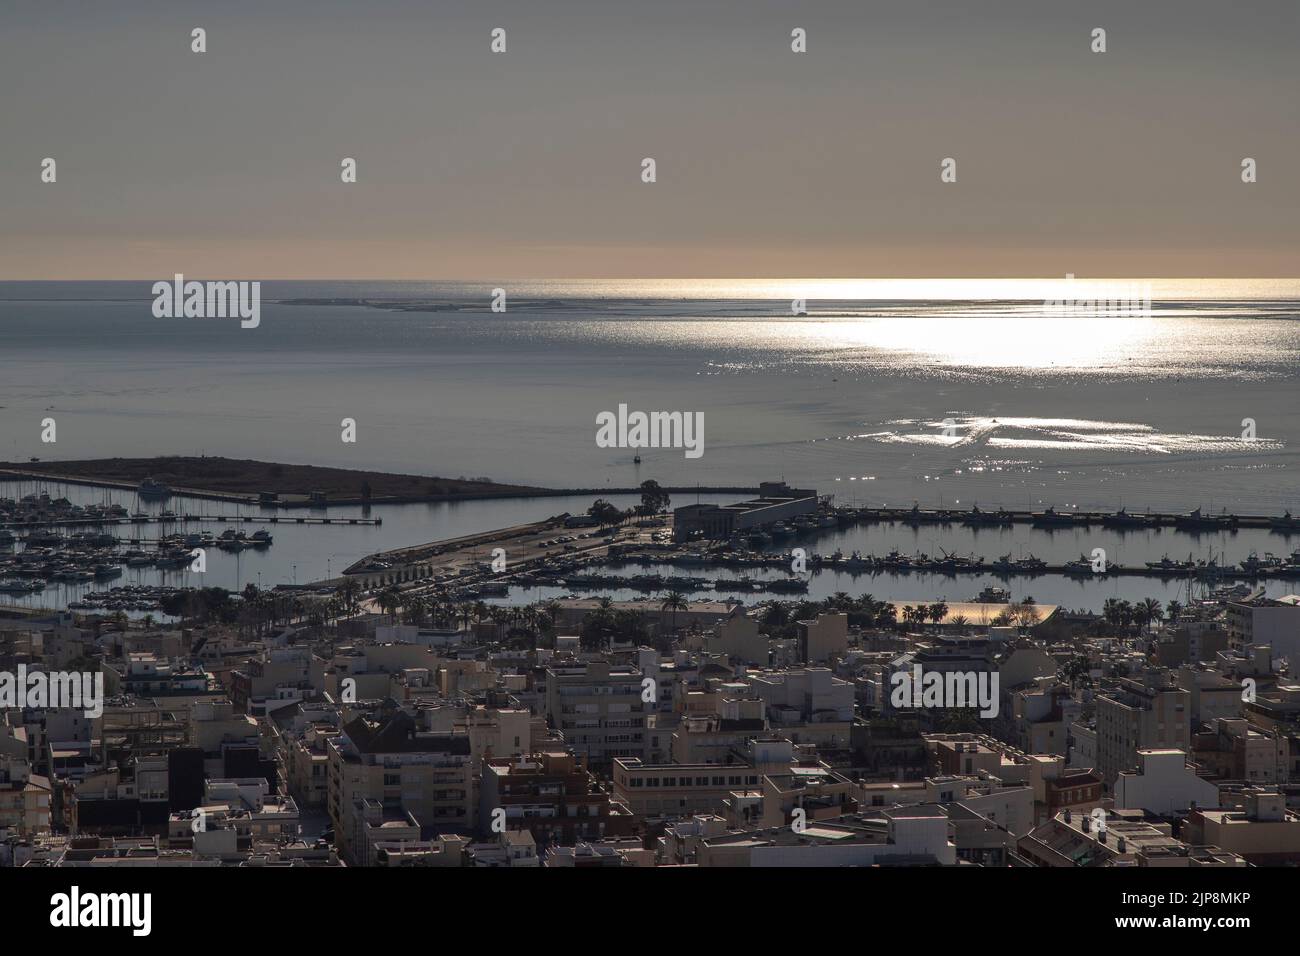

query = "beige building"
[545,659,652,765]
[1095,677,1190,784]
[798,613,848,664]
[1184,789,1300,864]
[711,613,769,664]
[612,757,763,820]
[326,708,475,865]
[0,756,50,839]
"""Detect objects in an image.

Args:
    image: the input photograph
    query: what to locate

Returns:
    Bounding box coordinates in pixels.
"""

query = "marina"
[5,472,1300,618]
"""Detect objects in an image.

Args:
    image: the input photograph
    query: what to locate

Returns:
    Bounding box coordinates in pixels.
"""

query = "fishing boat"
[1102,507,1150,529]
[1269,511,1300,533]
[1032,507,1076,528]
[1145,554,1193,573]
[137,478,171,499]
[963,505,1013,527]
[768,578,809,593]
[1063,554,1096,575]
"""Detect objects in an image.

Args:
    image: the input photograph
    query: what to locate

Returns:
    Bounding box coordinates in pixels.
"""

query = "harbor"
[5,472,1300,619]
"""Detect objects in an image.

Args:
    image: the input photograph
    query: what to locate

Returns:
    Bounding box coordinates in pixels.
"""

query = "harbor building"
[672,482,817,542]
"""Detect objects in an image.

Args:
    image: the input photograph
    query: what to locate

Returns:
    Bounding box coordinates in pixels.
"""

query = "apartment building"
[1113,749,1220,816]
[545,658,652,765]
[1184,789,1300,864]
[327,707,475,865]
[746,667,854,749]
[612,756,763,820]
[1226,595,1300,657]
[697,807,957,867]
[1095,677,1191,784]
[479,750,635,846]
[797,613,849,665]
[1191,717,1288,784]
[0,754,50,839]
[228,648,313,715]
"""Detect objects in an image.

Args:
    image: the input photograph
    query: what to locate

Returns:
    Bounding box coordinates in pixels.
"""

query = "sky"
[1,0,1297,279]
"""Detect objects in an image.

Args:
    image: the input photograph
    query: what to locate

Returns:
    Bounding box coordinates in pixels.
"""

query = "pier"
[851,505,1297,533]
[1,513,382,529]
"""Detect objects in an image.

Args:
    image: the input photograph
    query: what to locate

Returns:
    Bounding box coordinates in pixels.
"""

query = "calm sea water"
[2,279,1297,610]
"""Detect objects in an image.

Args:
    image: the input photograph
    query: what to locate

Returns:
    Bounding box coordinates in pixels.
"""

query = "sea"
[2,278,1298,612]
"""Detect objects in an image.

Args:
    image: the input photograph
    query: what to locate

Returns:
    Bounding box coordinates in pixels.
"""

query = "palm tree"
[377,585,403,623]
[339,577,360,613]
[1165,599,1183,622]
[541,599,562,633]
[1134,597,1159,633]
[928,601,949,628]
[489,606,510,641]
[660,590,688,635]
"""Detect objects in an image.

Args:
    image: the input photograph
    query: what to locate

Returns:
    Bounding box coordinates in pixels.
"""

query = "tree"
[587,499,624,527]
[339,577,360,613]
[660,590,688,635]
[763,602,791,630]
[638,479,671,516]
[877,603,899,630]
[1138,597,1164,633]
[377,585,403,623]
[928,601,949,628]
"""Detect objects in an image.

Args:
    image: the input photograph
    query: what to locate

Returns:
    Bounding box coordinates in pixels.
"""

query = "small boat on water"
[972,585,1011,603]
[138,478,171,500]
[963,505,1013,527]
[1102,507,1151,529]
[1032,507,1076,528]
[1145,553,1194,573]
[767,578,809,593]
[0,580,44,594]
[1064,554,1096,575]
[1239,551,1284,574]
[1175,507,1238,531]
[1270,511,1300,534]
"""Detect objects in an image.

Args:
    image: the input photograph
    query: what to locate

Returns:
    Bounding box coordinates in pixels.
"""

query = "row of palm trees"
[1100,597,1179,634]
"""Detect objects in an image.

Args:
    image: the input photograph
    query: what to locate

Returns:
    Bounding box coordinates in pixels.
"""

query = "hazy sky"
[2,0,1297,279]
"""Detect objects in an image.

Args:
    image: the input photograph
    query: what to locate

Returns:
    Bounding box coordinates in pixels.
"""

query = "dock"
[1,514,381,529]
